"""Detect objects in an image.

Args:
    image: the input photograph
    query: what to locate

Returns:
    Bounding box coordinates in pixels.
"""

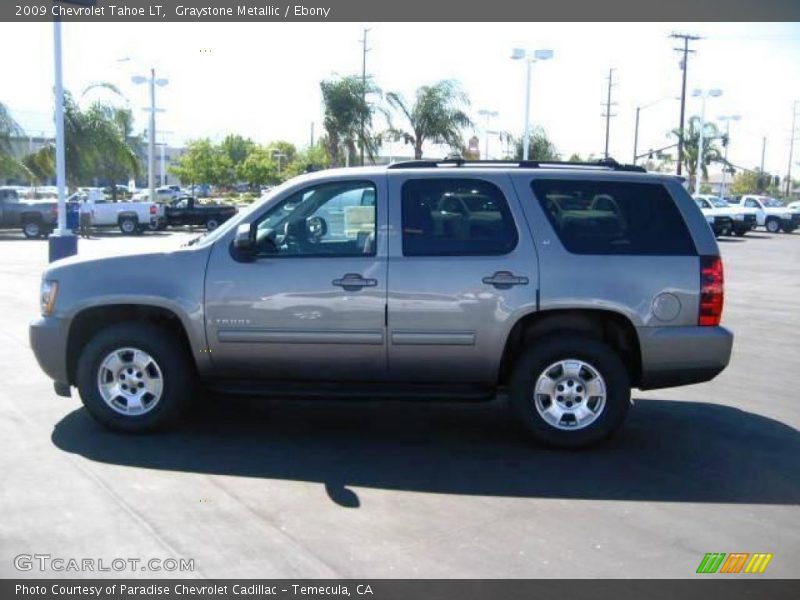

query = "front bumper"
[709,216,733,235]
[781,214,800,230]
[29,316,70,387]
[638,325,733,390]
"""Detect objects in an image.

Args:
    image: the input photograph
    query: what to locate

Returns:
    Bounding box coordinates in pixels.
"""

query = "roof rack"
[387,158,646,173]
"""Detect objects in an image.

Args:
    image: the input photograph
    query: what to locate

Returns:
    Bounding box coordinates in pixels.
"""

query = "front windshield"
[711,199,729,208]
[189,178,296,247]
[762,198,784,208]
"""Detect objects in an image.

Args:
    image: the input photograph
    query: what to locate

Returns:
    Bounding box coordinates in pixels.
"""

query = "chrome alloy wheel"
[533,359,607,430]
[96,347,164,416]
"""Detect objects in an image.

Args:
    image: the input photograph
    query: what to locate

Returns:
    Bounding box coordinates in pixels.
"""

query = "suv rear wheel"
[509,335,631,448]
[76,323,195,432]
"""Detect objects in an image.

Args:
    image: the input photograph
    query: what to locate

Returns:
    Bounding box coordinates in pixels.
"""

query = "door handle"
[333,273,378,291]
[482,271,529,289]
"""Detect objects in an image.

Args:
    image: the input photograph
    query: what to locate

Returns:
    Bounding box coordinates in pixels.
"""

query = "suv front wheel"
[76,323,195,432]
[509,335,631,448]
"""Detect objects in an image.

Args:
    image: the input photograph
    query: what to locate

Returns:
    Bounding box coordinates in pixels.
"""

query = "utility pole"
[786,101,799,198]
[359,27,371,166]
[760,137,766,174]
[602,68,617,159]
[670,33,700,176]
[310,122,315,148]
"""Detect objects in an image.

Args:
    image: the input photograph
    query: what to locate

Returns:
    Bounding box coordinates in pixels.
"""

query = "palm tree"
[320,76,380,167]
[0,101,27,180]
[386,80,473,159]
[672,116,724,191]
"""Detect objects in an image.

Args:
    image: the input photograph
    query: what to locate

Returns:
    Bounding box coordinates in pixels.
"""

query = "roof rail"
[387,158,646,173]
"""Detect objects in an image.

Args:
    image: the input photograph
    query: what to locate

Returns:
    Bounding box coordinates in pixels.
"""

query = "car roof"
[291,161,674,186]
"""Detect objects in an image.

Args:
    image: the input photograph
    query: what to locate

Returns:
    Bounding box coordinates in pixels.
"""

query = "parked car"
[30,160,733,448]
[728,195,799,233]
[165,195,237,230]
[693,194,757,236]
[73,189,165,234]
[1,186,59,238]
[786,200,800,211]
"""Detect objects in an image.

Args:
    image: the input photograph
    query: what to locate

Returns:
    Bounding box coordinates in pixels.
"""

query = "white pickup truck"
[694,194,757,236]
[692,194,735,237]
[68,190,165,235]
[729,195,800,233]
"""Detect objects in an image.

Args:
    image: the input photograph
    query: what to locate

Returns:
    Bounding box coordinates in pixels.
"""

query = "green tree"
[237,146,278,188]
[567,153,583,162]
[386,80,473,160]
[511,127,559,161]
[729,170,761,195]
[282,142,329,179]
[320,76,380,167]
[84,103,140,199]
[169,138,232,191]
[671,116,723,191]
[0,101,28,180]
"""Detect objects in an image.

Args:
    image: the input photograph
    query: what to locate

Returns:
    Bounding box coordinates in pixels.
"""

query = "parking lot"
[0,227,798,578]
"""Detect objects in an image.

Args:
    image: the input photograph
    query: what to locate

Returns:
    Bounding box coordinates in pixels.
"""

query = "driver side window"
[253,180,377,257]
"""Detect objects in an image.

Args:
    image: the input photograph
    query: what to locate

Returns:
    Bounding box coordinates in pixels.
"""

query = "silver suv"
[30,160,733,448]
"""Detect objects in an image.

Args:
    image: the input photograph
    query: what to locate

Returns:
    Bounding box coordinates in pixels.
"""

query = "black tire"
[765,218,781,233]
[205,217,220,231]
[76,323,196,432]
[733,226,748,237]
[118,216,138,235]
[22,219,43,239]
[781,226,796,234]
[509,335,631,449]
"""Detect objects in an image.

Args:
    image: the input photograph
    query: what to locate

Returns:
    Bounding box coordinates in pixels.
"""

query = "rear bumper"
[638,325,733,390]
[29,316,70,387]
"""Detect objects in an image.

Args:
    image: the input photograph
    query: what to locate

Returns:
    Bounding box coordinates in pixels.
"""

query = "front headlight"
[40,280,58,316]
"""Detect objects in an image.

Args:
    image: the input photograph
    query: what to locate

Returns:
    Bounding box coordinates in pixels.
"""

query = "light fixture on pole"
[511,48,554,160]
[717,114,741,199]
[692,88,722,195]
[132,70,168,205]
[477,109,499,159]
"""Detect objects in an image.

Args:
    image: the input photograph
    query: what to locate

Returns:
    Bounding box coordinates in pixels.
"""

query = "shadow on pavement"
[52,397,800,507]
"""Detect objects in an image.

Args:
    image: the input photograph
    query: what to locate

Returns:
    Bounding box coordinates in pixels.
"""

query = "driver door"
[204,177,387,381]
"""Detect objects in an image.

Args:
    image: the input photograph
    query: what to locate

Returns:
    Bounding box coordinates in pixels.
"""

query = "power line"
[670,32,701,176]
[601,68,617,159]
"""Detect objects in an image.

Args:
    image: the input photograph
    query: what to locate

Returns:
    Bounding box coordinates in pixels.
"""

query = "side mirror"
[233,223,255,253]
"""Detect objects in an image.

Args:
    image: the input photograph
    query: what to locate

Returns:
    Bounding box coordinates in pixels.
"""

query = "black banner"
[4,580,800,600]
[3,0,800,22]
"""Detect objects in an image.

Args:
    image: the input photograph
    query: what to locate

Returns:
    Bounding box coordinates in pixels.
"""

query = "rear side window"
[530,179,695,255]
[401,178,518,256]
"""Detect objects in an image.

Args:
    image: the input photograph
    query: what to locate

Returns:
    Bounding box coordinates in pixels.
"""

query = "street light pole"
[48,13,78,262]
[478,109,498,159]
[511,48,553,161]
[523,59,532,160]
[148,68,156,203]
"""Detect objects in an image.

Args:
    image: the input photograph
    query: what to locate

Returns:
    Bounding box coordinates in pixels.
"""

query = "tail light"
[149,205,157,215]
[699,256,724,326]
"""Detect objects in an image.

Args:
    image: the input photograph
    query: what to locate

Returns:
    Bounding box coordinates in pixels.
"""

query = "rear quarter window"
[530,179,696,256]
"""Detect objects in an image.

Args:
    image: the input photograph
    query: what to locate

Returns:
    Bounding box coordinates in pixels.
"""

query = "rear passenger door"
[386,173,538,384]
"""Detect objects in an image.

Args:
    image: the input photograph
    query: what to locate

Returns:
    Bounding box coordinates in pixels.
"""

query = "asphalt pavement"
[0,227,797,578]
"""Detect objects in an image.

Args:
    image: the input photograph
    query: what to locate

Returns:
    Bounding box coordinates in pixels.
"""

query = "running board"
[205,379,497,402]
